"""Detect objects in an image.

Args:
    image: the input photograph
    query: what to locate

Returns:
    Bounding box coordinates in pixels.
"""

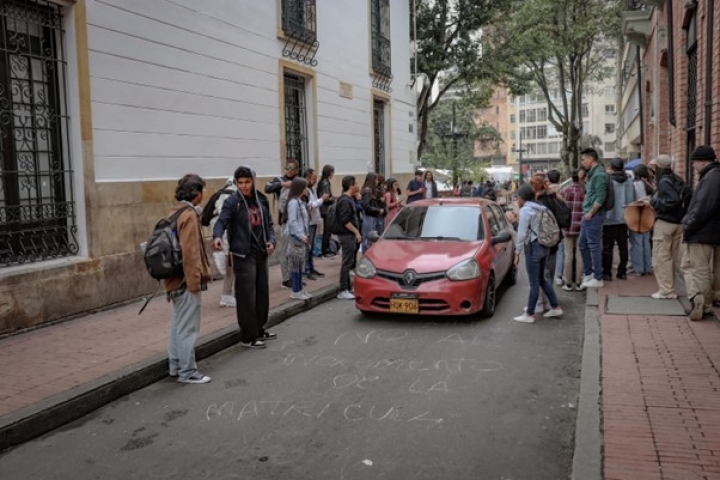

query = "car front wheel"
[479,272,496,317]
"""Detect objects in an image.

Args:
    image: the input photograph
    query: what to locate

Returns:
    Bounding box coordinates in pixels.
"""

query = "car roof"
[406,197,495,207]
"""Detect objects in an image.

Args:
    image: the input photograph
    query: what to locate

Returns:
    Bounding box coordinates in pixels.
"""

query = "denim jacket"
[515,201,544,254]
[284,197,309,243]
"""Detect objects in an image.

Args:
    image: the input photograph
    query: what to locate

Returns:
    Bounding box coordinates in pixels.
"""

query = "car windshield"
[383,206,484,241]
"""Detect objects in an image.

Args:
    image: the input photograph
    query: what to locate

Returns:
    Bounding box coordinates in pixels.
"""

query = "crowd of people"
[511,145,720,324]
[159,144,719,382]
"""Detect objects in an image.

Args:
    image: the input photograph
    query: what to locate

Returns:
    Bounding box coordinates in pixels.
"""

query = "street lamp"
[511,130,526,183]
[446,102,470,187]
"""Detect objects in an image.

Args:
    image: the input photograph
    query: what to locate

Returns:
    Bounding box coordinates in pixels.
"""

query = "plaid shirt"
[560,182,585,236]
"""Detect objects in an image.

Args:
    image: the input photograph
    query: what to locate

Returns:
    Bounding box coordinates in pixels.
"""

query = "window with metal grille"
[370,0,391,77]
[0,0,78,268]
[373,100,386,176]
[281,0,316,43]
[685,8,698,185]
[283,73,308,171]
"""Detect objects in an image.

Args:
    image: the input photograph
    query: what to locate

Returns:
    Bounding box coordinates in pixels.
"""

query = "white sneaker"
[219,295,236,308]
[562,284,574,292]
[177,371,211,384]
[555,277,564,286]
[290,291,309,300]
[513,312,536,323]
[544,307,564,318]
[575,284,586,292]
[300,291,312,299]
[651,291,678,300]
[337,290,355,300]
[582,274,593,284]
[582,278,604,288]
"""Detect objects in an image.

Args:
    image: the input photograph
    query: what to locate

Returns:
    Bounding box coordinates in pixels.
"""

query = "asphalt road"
[0,271,586,480]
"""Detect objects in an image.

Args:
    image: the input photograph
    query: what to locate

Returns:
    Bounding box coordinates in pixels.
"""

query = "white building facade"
[0,0,416,332]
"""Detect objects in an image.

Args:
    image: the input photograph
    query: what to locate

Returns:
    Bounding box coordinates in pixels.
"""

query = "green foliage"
[495,0,623,169]
[412,0,513,159]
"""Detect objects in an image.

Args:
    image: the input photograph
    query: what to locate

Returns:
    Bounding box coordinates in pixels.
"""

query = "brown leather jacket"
[164,203,211,294]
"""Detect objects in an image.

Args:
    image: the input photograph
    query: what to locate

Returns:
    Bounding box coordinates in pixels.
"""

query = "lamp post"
[512,130,526,184]
[446,102,469,187]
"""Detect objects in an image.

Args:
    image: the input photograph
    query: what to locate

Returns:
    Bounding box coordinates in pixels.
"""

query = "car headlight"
[356,257,377,279]
[446,258,481,281]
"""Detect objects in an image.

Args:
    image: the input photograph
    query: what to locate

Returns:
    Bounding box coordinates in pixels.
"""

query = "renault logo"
[403,270,417,286]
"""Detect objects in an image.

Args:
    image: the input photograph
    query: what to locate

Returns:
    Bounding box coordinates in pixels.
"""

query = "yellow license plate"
[389,298,419,314]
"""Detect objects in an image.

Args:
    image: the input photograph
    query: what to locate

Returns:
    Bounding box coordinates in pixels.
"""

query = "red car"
[354,198,517,317]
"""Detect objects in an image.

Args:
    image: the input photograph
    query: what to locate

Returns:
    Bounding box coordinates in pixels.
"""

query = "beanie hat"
[653,155,672,169]
[610,157,624,171]
[690,145,716,161]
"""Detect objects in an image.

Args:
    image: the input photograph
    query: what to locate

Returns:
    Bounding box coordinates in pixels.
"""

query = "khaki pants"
[563,235,583,285]
[652,219,683,295]
[681,243,714,311]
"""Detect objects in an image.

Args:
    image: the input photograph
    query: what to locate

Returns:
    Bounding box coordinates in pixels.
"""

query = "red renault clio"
[354,198,516,317]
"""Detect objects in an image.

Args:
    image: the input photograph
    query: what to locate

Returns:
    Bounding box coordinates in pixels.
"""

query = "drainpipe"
[704,0,715,145]
[636,45,644,153]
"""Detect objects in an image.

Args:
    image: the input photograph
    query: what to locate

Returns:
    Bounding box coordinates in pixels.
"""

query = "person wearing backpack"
[214,166,278,348]
[647,155,685,299]
[578,148,608,288]
[203,176,237,308]
[336,176,362,300]
[681,146,720,321]
[165,174,212,384]
[264,160,299,288]
[513,184,564,323]
[601,158,636,282]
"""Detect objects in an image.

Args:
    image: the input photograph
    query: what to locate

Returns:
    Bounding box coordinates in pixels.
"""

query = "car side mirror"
[367,230,380,243]
[491,231,512,245]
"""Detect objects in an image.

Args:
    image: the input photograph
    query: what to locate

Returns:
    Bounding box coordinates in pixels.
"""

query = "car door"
[484,205,509,282]
[491,204,515,279]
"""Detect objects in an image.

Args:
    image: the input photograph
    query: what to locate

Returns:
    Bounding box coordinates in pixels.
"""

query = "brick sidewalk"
[599,275,720,480]
[0,255,342,420]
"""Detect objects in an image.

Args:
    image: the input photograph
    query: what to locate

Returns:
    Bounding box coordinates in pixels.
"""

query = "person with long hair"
[383,177,403,227]
[629,164,653,276]
[513,184,564,323]
[283,177,311,300]
[423,170,440,199]
[317,164,336,257]
[360,172,385,252]
[529,174,560,312]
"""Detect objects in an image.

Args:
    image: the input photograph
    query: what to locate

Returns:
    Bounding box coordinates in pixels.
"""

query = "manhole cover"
[605,295,686,316]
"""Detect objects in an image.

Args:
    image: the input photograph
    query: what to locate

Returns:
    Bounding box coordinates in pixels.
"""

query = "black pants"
[339,234,357,291]
[321,214,332,255]
[233,254,270,342]
[602,224,629,279]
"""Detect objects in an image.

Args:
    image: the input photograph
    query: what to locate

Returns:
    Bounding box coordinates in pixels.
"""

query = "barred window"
[283,73,309,171]
[281,0,316,43]
[0,0,78,267]
[370,0,391,77]
[373,99,386,176]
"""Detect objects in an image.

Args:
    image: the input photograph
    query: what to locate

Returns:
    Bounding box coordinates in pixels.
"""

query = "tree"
[412,0,513,160]
[422,99,502,186]
[495,0,622,170]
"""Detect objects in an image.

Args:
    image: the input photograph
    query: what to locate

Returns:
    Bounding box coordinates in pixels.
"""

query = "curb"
[0,285,340,452]
[571,292,602,480]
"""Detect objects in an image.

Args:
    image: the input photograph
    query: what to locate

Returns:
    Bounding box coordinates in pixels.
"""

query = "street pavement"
[1,254,719,479]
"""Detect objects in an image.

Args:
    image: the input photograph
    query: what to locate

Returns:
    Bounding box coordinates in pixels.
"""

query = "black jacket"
[682,162,720,244]
[213,191,276,257]
[316,178,335,216]
[651,169,684,225]
[336,194,359,235]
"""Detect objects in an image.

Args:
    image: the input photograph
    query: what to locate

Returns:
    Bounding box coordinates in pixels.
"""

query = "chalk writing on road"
[280,354,504,375]
[205,400,443,425]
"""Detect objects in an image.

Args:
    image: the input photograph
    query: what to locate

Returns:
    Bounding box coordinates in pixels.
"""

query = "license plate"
[389,298,419,314]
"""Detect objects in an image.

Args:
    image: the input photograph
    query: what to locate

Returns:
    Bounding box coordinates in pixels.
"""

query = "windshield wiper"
[419,236,463,241]
[384,234,413,240]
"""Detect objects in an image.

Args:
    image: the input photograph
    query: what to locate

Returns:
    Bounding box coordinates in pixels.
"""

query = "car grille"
[371,297,451,312]
[376,270,446,289]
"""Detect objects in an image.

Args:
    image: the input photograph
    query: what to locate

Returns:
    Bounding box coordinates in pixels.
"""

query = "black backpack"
[602,172,615,211]
[201,187,234,227]
[325,201,342,235]
[549,195,572,228]
[143,206,192,280]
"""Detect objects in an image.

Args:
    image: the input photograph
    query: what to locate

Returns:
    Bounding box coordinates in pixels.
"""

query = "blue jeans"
[629,231,652,275]
[525,241,559,316]
[168,290,202,380]
[361,216,384,253]
[579,213,604,281]
[555,240,565,278]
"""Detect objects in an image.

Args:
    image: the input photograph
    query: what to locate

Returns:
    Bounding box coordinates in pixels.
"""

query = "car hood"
[367,240,482,273]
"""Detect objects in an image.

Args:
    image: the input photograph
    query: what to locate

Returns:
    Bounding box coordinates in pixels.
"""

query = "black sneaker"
[305,273,318,281]
[281,280,292,289]
[312,270,325,277]
[177,371,211,384]
[260,331,278,340]
[241,339,267,348]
